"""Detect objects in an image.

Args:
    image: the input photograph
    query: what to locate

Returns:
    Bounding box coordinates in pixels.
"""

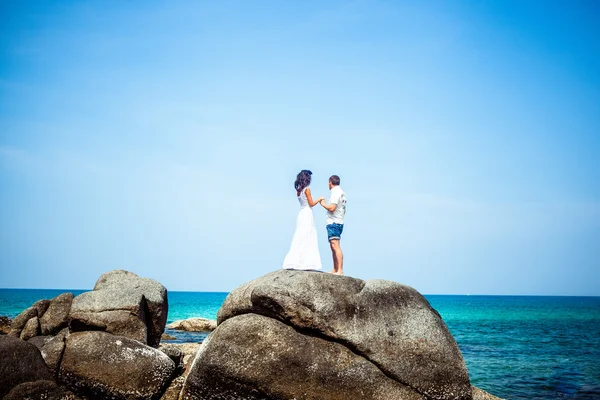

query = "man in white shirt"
[319,175,346,275]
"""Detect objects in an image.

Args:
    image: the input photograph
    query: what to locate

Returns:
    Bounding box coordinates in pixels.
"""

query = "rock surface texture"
[69,270,168,347]
[0,335,54,398]
[182,270,473,400]
[59,331,176,399]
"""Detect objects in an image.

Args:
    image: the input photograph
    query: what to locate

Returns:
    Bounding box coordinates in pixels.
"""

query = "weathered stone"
[41,328,70,376]
[166,318,216,332]
[28,335,54,350]
[69,270,168,347]
[20,316,40,341]
[11,305,38,331]
[40,292,74,335]
[95,270,168,347]
[162,332,176,340]
[0,315,13,334]
[0,335,53,398]
[182,313,425,400]
[59,331,176,400]
[35,299,52,318]
[160,344,184,370]
[217,270,472,400]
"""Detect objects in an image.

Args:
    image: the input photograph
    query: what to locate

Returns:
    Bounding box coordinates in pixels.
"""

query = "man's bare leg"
[330,239,343,275]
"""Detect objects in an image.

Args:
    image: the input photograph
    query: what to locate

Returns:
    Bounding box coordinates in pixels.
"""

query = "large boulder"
[58,331,176,399]
[69,270,168,347]
[166,318,216,332]
[0,335,54,398]
[40,292,74,335]
[184,270,472,400]
[182,313,425,400]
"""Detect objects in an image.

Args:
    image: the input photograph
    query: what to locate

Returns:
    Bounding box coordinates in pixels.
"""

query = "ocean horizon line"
[0,287,598,298]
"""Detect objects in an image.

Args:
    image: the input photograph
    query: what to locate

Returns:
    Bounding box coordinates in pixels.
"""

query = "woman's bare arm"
[305,188,324,207]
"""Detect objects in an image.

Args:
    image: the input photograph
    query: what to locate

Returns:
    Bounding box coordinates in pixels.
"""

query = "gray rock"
[0,335,54,398]
[41,328,70,376]
[28,335,54,350]
[95,270,168,347]
[69,270,168,347]
[160,344,184,370]
[182,313,425,400]
[21,316,40,341]
[40,292,74,335]
[35,299,52,318]
[11,304,38,332]
[217,270,472,400]
[166,318,216,332]
[58,331,176,400]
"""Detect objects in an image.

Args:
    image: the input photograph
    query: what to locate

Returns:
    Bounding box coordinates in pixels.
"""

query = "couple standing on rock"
[283,170,347,275]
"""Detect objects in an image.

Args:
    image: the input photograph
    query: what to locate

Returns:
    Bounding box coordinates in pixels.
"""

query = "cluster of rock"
[1,269,502,400]
[1,270,180,399]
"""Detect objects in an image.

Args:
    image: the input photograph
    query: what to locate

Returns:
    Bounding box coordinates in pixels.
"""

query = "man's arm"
[320,198,337,212]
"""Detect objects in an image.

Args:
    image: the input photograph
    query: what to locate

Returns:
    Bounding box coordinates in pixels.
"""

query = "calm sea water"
[1,289,599,400]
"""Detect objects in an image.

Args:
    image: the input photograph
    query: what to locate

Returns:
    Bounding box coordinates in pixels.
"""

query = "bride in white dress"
[283,170,324,270]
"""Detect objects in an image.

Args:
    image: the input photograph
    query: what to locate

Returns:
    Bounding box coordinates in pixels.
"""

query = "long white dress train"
[283,187,322,270]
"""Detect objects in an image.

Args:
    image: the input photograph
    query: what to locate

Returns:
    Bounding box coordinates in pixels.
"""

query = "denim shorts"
[326,223,344,241]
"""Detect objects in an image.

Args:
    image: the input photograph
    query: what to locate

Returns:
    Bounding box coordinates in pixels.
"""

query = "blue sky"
[1,1,598,295]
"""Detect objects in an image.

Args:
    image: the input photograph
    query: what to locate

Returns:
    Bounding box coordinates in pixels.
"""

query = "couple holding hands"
[283,170,347,275]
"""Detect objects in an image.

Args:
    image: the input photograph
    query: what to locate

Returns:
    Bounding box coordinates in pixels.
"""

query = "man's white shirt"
[326,186,346,225]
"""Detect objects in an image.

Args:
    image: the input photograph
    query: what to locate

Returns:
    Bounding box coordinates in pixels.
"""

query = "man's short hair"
[329,175,341,186]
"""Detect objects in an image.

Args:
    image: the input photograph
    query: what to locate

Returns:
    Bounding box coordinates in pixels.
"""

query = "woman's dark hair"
[294,170,312,192]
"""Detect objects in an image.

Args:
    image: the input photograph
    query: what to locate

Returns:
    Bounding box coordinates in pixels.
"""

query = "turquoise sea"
[1,289,599,400]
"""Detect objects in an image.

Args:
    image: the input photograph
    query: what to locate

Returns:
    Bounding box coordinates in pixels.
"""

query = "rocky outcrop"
[166,317,216,332]
[9,295,72,339]
[183,270,472,400]
[69,270,168,347]
[59,330,176,399]
[0,335,54,398]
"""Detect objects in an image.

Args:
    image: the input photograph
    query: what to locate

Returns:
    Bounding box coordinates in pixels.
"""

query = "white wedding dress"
[283,187,322,270]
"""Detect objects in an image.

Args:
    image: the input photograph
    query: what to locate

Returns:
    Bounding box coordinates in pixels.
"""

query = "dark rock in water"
[162,332,177,340]
[28,335,55,350]
[182,313,425,400]
[58,330,176,399]
[0,315,12,334]
[40,292,74,335]
[20,316,40,341]
[210,270,472,400]
[0,335,54,398]
[3,380,69,400]
[69,270,168,347]
[41,328,70,377]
